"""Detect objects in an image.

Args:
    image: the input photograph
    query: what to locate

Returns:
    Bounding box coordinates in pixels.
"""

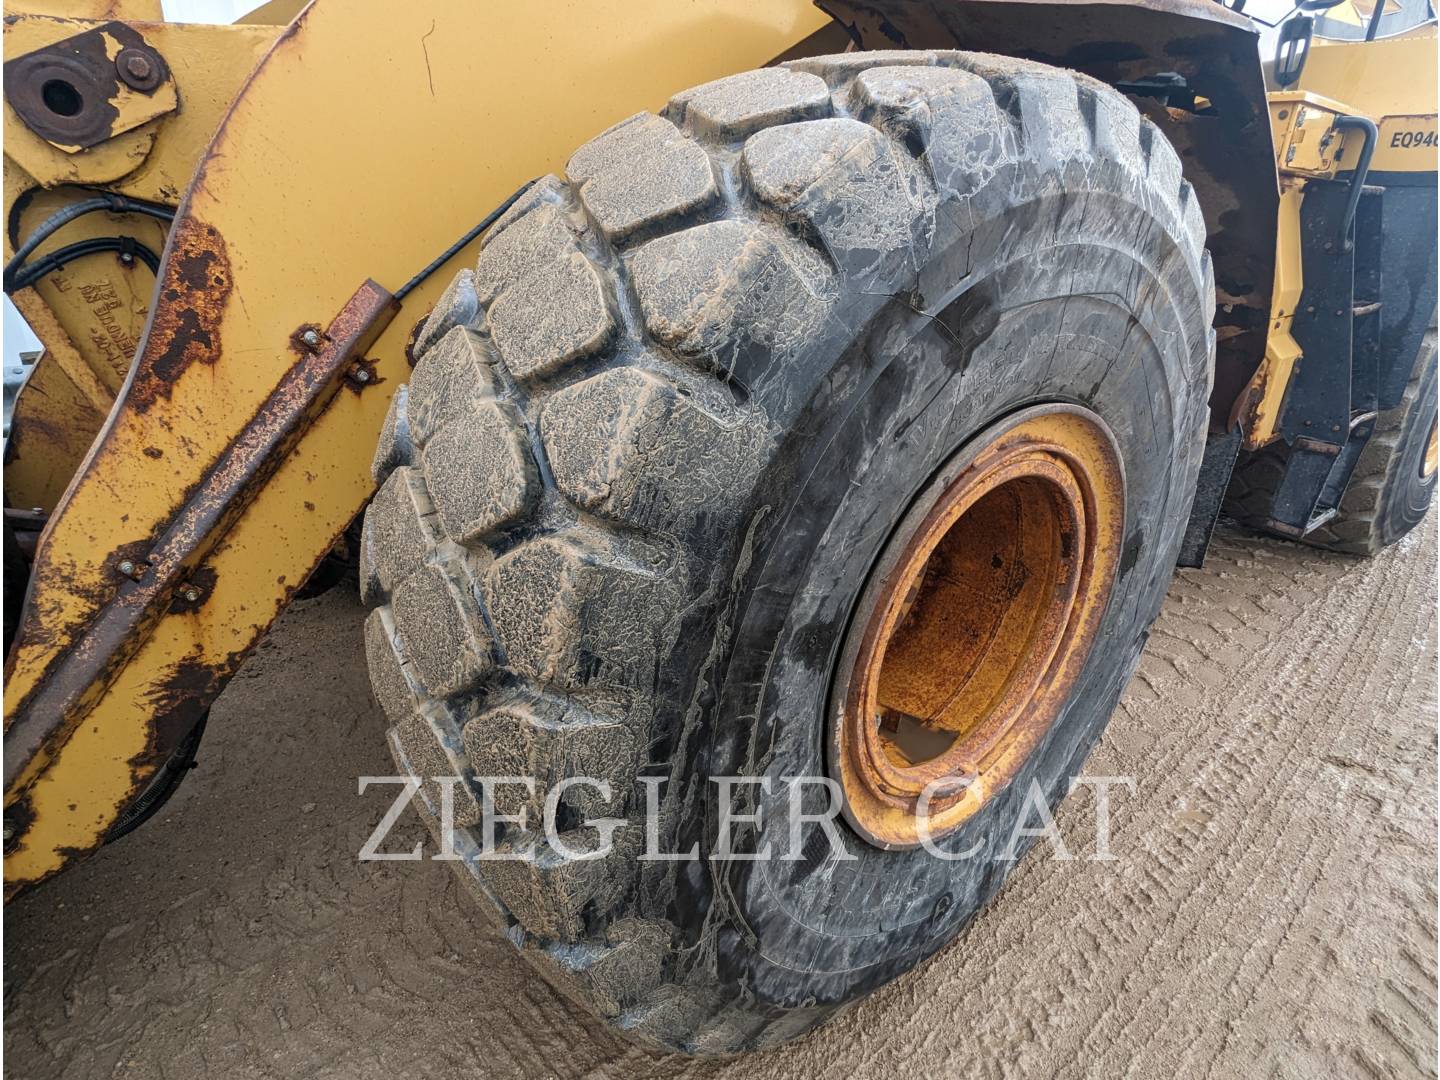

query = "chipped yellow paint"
[3,15,281,501]
[16,0,162,17]
[37,30,179,154]
[3,16,279,195]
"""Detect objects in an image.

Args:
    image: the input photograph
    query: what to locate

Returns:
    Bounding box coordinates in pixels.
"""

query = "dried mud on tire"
[360,50,1215,1051]
[357,46,1215,1054]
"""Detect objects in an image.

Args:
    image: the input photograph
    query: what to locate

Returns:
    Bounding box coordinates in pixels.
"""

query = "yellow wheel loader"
[3,0,1435,1054]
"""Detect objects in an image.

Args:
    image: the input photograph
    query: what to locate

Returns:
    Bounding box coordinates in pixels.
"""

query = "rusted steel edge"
[2,279,399,796]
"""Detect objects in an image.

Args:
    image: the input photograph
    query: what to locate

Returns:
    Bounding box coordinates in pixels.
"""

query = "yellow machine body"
[3,0,1434,890]
[1239,11,1438,447]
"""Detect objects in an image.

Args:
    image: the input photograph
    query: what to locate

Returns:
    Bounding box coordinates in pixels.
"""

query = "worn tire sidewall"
[1376,339,1438,545]
[694,168,1210,1012]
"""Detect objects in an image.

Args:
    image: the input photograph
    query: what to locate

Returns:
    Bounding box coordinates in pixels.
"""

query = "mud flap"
[1177,425,1242,568]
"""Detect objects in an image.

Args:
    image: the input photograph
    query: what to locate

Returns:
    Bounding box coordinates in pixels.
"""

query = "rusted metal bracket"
[4,22,178,151]
[2,280,399,793]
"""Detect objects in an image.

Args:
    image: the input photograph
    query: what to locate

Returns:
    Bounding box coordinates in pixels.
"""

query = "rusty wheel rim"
[1423,417,1437,480]
[829,404,1125,849]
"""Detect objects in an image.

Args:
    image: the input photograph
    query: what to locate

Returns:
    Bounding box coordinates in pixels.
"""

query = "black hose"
[5,236,161,294]
[2,194,173,286]
[104,712,209,844]
[394,178,538,301]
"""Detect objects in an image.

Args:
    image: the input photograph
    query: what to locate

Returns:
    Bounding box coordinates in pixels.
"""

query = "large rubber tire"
[1226,330,1437,554]
[362,51,1213,1053]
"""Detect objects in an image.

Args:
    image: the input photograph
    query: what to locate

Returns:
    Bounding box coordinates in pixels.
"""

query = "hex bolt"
[301,329,322,349]
[183,587,200,602]
[123,53,152,82]
[117,559,136,577]
[353,367,370,384]
[115,47,161,91]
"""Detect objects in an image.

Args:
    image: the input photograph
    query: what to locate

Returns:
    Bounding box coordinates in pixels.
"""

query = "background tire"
[1226,330,1438,555]
[362,50,1214,1053]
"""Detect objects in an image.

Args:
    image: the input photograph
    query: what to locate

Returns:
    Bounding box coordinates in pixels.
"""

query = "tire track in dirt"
[4,519,1435,1079]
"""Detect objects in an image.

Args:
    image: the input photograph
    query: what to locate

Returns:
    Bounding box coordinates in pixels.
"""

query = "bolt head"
[118,560,136,576]
[354,368,370,383]
[2,820,13,842]
[115,47,161,90]
[184,588,199,602]
[301,329,322,348]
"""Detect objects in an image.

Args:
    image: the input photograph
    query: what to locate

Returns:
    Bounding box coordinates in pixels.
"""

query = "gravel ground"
[5,520,1436,1079]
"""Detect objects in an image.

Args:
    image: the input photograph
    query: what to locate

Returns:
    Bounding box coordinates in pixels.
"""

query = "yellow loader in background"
[3,0,1435,1053]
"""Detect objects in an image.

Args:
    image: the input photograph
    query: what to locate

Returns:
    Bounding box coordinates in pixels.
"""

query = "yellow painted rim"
[830,405,1125,850]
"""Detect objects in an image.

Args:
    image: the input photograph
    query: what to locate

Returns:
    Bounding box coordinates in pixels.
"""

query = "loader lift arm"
[2,0,837,890]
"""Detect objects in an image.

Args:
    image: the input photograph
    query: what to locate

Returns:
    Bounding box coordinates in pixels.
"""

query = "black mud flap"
[1177,425,1242,568]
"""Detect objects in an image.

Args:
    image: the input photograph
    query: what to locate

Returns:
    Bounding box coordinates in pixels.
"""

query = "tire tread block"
[567,112,718,244]
[488,251,616,381]
[629,218,833,383]
[407,326,504,447]
[666,68,831,141]
[360,466,439,606]
[421,399,540,544]
[391,562,494,698]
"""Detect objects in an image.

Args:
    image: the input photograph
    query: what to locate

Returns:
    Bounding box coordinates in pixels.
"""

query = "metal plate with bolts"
[3,21,177,151]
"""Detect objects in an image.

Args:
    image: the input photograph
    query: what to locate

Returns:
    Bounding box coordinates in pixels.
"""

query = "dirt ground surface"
[5,520,1437,1079]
